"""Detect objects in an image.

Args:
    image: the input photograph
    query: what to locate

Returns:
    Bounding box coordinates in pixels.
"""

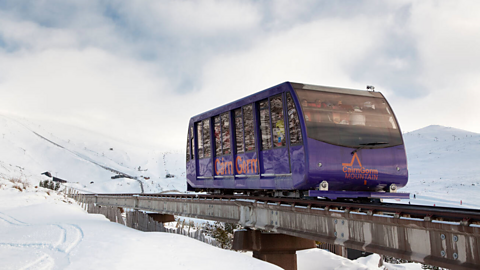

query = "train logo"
[215,158,233,175]
[235,156,258,174]
[342,153,379,181]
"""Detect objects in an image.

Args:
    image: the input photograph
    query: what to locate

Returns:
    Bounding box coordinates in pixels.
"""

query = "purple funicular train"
[185,82,409,200]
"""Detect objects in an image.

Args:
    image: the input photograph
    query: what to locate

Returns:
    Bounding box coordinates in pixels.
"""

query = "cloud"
[200,16,382,100]
[132,0,261,37]
[0,45,176,144]
[409,1,480,86]
[385,1,480,132]
[1,0,480,152]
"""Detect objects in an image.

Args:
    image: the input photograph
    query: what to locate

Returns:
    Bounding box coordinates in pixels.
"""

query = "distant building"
[52,177,67,183]
[41,171,52,177]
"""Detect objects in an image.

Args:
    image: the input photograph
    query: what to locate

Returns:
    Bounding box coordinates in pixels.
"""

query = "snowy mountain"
[0,113,186,193]
[400,125,480,208]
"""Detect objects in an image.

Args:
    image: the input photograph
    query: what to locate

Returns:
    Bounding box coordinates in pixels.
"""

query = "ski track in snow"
[0,212,84,270]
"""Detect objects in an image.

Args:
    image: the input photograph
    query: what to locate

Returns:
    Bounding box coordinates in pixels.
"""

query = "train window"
[234,109,244,153]
[286,93,303,144]
[270,94,286,147]
[259,99,272,150]
[186,132,190,162]
[190,126,195,159]
[221,112,231,155]
[295,89,403,148]
[214,116,221,156]
[243,104,255,152]
[203,119,211,158]
[197,122,203,158]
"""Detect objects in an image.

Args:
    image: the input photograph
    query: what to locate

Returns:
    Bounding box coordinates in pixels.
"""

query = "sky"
[1,0,479,149]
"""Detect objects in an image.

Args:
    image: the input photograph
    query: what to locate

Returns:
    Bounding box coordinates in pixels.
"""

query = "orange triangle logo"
[342,152,362,167]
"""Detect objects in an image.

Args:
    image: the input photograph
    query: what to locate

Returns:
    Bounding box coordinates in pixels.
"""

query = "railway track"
[69,190,480,269]
[77,192,480,225]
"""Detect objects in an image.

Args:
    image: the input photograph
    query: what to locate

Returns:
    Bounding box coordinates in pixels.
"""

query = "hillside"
[400,125,480,208]
[0,113,186,193]
[0,179,284,270]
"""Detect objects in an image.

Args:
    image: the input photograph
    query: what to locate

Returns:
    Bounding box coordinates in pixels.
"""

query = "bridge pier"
[233,229,316,270]
[147,213,175,223]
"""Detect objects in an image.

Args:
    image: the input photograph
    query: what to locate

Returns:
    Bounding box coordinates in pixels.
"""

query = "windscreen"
[295,89,403,148]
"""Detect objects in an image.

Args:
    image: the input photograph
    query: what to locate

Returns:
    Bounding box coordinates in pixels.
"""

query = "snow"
[1,113,472,269]
[384,125,480,209]
[0,179,423,269]
[0,180,281,269]
[298,249,381,270]
[0,113,186,194]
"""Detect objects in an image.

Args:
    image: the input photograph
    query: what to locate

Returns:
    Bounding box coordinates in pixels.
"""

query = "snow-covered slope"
[0,113,186,193]
[399,125,480,208]
[0,178,421,270]
[0,179,281,270]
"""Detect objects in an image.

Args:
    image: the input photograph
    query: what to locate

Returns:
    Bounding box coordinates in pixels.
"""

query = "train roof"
[189,81,385,123]
[290,82,384,98]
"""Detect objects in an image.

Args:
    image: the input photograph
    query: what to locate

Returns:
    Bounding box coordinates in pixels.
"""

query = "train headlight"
[320,181,328,191]
[389,184,397,193]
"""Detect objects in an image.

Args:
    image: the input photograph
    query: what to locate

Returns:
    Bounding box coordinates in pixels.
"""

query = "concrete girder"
[70,193,480,270]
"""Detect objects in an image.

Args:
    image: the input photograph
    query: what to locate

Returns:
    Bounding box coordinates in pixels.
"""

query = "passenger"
[275,118,285,146]
[214,123,221,155]
[214,125,221,139]
[313,99,327,123]
[350,105,366,126]
[305,112,312,122]
[337,100,353,111]
[363,100,381,127]
[350,113,365,126]
[333,101,350,125]
[287,99,302,144]
[301,99,308,107]
[301,99,313,122]
[363,101,375,110]
[290,117,302,144]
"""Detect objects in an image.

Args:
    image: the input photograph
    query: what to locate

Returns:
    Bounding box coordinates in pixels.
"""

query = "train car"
[185,82,408,200]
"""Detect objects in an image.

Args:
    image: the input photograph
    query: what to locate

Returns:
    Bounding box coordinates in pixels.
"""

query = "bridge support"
[233,229,315,270]
[147,213,175,223]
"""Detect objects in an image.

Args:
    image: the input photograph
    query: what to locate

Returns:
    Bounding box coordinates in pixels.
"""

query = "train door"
[258,94,290,181]
[233,104,259,180]
[186,125,196,190]
[196,119,213,180]
[286,92,305,181]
